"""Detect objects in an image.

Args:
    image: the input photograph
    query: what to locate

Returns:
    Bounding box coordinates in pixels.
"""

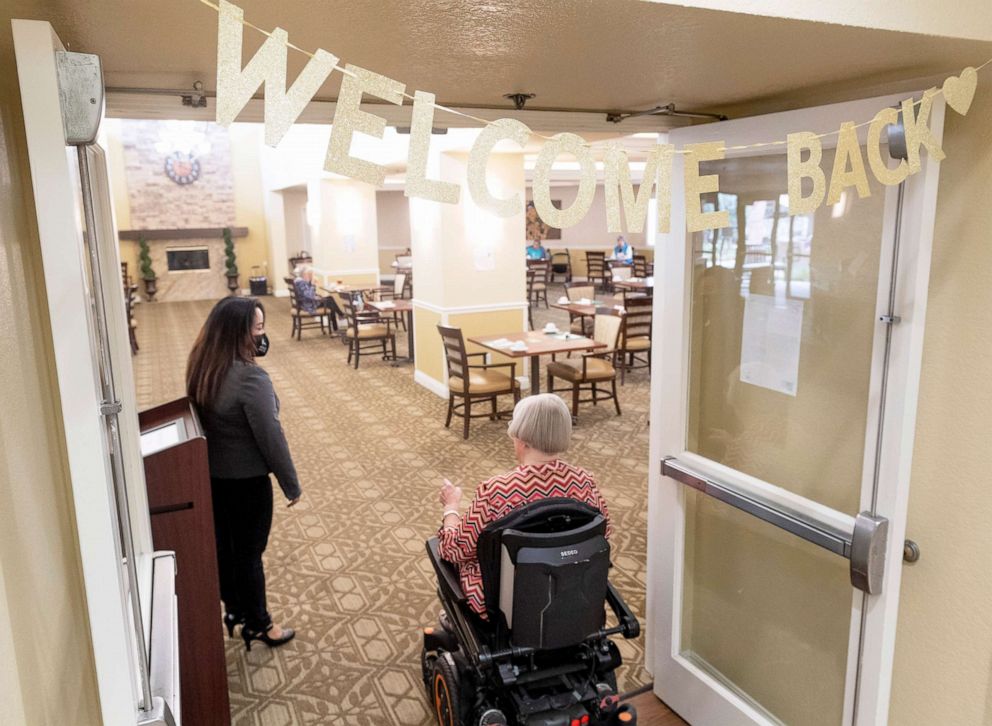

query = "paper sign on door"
[740,293,804,396]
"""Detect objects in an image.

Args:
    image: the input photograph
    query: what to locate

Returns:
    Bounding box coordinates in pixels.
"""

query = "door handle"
[661,457,889,594]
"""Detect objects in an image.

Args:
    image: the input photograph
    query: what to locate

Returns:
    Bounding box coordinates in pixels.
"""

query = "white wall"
[376,189,411,250]
[526,184,648,249]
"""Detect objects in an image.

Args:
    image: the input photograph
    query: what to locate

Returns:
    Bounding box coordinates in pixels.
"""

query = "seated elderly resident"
[436,394,612,620]
[293,264,343,330]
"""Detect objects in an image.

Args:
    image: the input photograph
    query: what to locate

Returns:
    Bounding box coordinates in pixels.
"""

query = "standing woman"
[186,297,301,651]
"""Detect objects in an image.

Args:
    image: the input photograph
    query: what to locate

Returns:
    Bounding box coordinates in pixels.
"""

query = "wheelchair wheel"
[431,652,471,726]
[421,645,437,694]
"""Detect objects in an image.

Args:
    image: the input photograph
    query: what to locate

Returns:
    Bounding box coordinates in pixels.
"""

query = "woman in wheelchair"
[437,394,612,620]
[425,394,639,726]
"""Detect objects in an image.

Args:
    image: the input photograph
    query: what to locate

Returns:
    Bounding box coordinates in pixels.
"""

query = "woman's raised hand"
[439,478,462,509]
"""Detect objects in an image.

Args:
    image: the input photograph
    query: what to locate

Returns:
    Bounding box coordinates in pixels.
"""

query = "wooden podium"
[140,398,230,726]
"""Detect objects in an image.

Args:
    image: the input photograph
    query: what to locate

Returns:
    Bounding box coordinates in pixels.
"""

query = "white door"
[13,19,158,725]
[647,93,944,725]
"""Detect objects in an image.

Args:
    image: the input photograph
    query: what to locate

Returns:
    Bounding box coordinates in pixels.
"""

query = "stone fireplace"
[119,120,244,302]
[120,227,248,302]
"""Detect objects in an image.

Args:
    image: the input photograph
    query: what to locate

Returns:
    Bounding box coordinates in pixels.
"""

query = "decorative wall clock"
[164,151,201,185]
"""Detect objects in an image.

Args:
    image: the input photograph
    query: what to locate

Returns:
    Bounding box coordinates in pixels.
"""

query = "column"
[308,178,381,289]
[411,148,527,397]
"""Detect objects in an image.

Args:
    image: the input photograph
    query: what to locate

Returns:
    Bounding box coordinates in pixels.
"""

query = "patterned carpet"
[132,287,651,726]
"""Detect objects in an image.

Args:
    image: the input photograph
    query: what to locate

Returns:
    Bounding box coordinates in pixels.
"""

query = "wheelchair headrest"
[476,498,610,648]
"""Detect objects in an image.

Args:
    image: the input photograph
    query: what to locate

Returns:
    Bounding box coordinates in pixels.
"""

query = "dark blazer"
[199,361,302,500]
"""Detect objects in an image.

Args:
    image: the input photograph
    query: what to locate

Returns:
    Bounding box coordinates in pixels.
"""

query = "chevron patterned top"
[437,459,613,618]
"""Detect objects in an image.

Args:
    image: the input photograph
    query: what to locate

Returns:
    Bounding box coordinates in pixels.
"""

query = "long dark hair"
[186,297,264,409]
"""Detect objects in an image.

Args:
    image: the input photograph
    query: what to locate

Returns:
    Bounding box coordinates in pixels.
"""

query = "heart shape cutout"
[943,67,978,116]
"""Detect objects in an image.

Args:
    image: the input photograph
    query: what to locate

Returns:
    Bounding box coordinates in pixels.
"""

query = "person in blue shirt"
[526,237,548,260]
[293,265,342,330]
[612,235,632,262]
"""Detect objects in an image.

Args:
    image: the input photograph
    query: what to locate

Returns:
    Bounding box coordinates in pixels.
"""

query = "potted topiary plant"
[223,227,239,295]
[138,235,157,302]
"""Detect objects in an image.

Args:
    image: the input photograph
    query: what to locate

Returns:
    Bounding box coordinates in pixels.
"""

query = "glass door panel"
[681,488,852,725]
[686,152,885,514]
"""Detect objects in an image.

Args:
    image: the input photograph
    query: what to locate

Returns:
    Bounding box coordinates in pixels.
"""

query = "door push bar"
[661,457,888,595]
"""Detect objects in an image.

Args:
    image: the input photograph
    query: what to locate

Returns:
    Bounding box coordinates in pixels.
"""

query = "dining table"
[468,330,606,396]
[367,298,414,364]
[614,276,654,292]
[321,284,391,296]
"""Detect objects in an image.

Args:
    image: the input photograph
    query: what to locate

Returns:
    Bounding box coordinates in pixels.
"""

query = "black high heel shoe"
[224,613,245,639]
[242,624,296,652]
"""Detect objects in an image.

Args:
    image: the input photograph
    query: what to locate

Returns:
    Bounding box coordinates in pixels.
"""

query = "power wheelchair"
[423,498,641,726]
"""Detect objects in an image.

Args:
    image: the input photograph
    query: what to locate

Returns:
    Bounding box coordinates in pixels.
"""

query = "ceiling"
[11,0,992,128]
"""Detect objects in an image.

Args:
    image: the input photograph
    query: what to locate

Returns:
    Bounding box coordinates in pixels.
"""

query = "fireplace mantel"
[118,227,248,241]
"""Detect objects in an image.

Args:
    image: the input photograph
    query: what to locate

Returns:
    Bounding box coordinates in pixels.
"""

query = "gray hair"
[294,263,313,277]
[507,394,572,454]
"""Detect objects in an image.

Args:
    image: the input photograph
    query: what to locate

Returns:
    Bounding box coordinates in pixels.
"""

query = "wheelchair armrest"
[606,580,641,639]
[426,537,467,604]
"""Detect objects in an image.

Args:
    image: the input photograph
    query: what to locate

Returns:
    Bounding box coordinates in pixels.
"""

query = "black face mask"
[254,333,269,357]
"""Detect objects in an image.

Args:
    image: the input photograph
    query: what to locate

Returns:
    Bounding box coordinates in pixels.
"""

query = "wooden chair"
[585,251,609,290]
[549,250,572,283]
[564,281,596,335]
[525,269,537,330]
[379,272,408,330]
[619,295,652,384]
[547,307,623,418]
[438,325,520,439]
[526,259,550,308]
[632,254,649,278]
[342,293,396,368]
[286,277,329,340]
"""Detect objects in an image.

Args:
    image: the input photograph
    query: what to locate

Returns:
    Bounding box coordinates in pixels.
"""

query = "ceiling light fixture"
[607,102,727,124]
[182,81,208,109]
[503,92,536,111]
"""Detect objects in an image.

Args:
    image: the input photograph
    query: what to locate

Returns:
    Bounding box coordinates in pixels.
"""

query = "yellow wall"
[103,120,139,282]
[230,124,273,290]
[413,306,444,383]
[449,308,526,369]
[315,271,379,289]
[0,13,102,724]
[889,74,992,725]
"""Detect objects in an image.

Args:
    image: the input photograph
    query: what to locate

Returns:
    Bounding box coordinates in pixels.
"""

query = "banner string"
[194,0,991,156]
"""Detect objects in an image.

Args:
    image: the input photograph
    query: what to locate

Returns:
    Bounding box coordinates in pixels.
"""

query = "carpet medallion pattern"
[132,291,651,725]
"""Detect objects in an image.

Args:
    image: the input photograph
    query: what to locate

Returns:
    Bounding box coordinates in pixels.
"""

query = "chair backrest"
[341,292,366,332]
[622,296,653,344]
[585,251,606,276]
[565,282,595,302]
[476,498,610,650]
[286,278,299,308]
[393,272,406,296]
[437,325,470,392]
[550,250,571,271]
[527,258,550,281]
[632,254,648,278]
[525,268,537,296]
[593,307,624,352]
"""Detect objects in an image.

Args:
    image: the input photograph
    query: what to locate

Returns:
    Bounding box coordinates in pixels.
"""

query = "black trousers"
[211,475,274,632]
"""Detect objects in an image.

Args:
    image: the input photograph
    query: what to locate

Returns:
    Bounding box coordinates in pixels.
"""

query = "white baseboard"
[273,289,290,298]
[414,369,449,399]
